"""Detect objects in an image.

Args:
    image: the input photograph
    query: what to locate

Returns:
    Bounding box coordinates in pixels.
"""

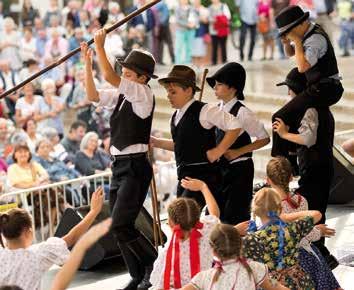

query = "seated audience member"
[41,127,71,163]
[0,60,20,119]
[182,224,289,290]
[15,82,42,127]
[0,118,13,159]
[74,132,110,176]
[7,144,49,191]
[35,139,80,182]
[18,59,41,94]
[0,187,104,290]
[22,119,42,153]
[36,79,65,137]
[61,120,87,161]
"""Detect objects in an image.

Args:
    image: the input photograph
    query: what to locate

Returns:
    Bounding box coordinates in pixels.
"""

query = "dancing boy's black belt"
[176,161,218,178]
[111,152,147,162]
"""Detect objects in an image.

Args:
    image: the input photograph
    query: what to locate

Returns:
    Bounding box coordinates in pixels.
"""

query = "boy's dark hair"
[0,286,24,290]
[69,120,87,132]
[136,72,151,84]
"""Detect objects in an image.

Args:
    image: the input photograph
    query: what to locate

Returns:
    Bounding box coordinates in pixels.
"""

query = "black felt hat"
[118,49,158,79]
[158,65,201,92]
[276,67,307,94]
[206,62,246,100]
[275,5,310,37]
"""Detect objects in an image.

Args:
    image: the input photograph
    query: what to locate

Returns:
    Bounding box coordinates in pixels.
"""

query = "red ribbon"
[163,221,203,289]
[283,193,302,209]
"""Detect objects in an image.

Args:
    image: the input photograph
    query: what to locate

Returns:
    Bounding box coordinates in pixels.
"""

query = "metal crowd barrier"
[0,172,112,243]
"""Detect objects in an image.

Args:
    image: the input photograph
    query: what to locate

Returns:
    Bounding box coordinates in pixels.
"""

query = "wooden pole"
[0,0,161,99]
[198,68,209,101]
[147,149,164,250]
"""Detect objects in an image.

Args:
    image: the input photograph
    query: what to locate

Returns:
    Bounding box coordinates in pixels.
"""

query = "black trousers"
[297,160,334,256]
[109,155,152,242]
[157,24,175,63]
[211,35,227,65]
[176,164,222,211]
[239,21,257,60]
[220,159,254,225]
[272,80,343,157]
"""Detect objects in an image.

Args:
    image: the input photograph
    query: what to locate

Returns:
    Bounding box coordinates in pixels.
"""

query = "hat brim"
[277,12,310,37]
[119,61,158,79]
[158,77,201,92]
[276,81,288,87]
[206,76,217,88]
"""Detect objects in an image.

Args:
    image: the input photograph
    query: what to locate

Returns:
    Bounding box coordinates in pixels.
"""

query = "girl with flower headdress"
[181,224,289,290]
[243,187,321,290]
[150,177,221,289]
[266,157,342,290]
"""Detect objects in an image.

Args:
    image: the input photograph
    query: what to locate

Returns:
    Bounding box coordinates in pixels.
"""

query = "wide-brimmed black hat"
[275,5,310,37]
[158,65,201,92]
[118,49,158,79]
[276,67,307,94]
[206,62,246,100]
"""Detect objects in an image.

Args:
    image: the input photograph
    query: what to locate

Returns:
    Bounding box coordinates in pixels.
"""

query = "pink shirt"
[258,1,271,17]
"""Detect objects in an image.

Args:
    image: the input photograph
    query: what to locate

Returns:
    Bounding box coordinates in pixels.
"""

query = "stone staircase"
[150,60,354,181]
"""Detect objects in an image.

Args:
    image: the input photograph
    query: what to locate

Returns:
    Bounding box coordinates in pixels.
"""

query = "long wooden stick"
[0,0,161,99]
[198,68,209,101]
[148,149,164,249]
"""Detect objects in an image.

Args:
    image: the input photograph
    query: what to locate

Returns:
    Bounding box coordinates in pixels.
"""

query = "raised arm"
[81,42,99,102]
[51,218,112,290]
[62,187,104,247]
[180,177,220,218]
[94,29,121,87]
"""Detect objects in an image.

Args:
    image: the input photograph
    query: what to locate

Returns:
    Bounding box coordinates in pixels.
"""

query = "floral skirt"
[299,246,341,290]
[271,264,315,290]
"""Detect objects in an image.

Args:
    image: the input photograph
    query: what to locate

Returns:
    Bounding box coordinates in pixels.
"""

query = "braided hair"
[209,224,253,284]
[167,198,201,233]
[251,187,282,219]
[266,157,300,208]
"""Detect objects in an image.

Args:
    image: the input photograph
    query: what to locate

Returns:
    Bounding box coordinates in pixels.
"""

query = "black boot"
[126,234,158,290]
[117,242,144,290]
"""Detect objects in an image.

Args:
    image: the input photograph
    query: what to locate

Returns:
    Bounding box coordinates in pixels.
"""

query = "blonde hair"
[251,188,282,219]
[266,157,292,193]
[167,198,200,232]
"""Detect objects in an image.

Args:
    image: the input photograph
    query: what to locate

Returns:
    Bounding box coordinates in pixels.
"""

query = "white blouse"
[191,259,267,290]
[0,237,70,290]
[150,215,219,289]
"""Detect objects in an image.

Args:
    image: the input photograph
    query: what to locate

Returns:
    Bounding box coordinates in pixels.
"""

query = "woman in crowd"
[15,82,42,127]
[35,138,80,183]
[74,132,110,176]
[20,0,39,27]
[19,27,37,63]
[36,78,65,137]
[0,17,22,70]
[208,0,231,65]
[7,144,49,191]
[257,0,275,60]
[22,119,42,154]
[41,127,71,163]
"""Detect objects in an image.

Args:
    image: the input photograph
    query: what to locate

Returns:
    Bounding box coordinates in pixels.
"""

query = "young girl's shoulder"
[200,214,219,234]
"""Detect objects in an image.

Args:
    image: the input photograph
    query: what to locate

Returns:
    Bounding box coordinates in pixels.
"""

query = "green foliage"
[201,0,237,13]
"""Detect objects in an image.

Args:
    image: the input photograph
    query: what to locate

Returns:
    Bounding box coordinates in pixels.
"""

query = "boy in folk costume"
[273,67,338,269]
[271,5,343,160]
[151,65,241,209]
[81,28,157,290]
[206,62,270,225]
